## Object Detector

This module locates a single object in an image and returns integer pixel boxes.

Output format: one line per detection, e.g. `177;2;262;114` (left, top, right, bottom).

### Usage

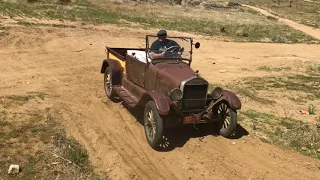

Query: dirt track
1;22;320;179
242;4;320;40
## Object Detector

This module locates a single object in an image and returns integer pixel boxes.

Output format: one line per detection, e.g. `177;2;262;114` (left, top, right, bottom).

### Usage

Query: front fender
214;90;241;110
138;91;172;115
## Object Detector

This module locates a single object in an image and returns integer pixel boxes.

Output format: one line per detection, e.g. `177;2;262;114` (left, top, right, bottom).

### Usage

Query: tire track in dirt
115;106;180;179
1;25;320;180
51;82;179;180
92;105;169;180
56;104;139;179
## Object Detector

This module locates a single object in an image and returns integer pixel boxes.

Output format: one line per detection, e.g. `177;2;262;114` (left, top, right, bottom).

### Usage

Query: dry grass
241;0;320;28
240;110;320;159
0;0;317;43
234;71;320;102
229;61;320;158
0;93;105;179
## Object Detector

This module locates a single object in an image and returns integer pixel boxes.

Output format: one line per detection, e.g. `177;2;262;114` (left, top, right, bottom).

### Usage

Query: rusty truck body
100;35;241;149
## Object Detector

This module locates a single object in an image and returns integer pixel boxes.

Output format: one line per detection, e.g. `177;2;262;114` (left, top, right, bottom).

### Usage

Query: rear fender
101;59;123;85
213;90;241;110
138;92;171;115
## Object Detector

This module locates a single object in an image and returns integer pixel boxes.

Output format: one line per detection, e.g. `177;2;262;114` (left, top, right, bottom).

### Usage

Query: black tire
217;102;237;137
144;101;164;149
104;66;117;101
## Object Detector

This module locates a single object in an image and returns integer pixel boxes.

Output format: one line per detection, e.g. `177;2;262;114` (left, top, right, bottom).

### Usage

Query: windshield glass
147;36;192;61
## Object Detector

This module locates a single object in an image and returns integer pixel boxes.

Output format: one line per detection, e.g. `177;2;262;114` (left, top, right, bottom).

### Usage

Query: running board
113;85;138;106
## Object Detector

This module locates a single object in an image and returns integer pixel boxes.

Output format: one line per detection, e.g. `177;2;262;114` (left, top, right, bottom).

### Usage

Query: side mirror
195;42;200;49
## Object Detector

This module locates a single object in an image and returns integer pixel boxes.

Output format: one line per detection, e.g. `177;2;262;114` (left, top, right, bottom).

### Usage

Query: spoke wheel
144;101;164;149
104;67;116;101
146;110;156;140
217;102;237;137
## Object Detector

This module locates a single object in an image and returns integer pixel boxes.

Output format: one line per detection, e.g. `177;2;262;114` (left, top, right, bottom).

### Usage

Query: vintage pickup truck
101;35;241;149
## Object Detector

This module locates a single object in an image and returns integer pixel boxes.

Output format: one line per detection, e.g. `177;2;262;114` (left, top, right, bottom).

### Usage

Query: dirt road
242;4;320;40
1;22;320;179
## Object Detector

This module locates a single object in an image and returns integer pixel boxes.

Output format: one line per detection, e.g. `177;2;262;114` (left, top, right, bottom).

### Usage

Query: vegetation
234;72;320;102
309;63;320;72
257;66;291;72
308;104;316;115
231;62;319;158
241;0;320;28
0;93;104;179
17;21;76;28
241;110;320;159
0;0;318;43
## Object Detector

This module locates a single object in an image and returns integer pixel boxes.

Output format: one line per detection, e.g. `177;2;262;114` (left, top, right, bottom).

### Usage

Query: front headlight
211;87;223;100
170;88;183;101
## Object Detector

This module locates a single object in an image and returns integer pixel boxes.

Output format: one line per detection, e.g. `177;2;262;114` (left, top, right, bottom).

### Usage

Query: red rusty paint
101;43;241;119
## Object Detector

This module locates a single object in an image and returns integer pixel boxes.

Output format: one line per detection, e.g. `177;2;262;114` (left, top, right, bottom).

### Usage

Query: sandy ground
1;17;320;180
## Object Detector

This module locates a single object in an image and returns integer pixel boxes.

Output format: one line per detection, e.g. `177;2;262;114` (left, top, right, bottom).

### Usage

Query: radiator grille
181;78;208;111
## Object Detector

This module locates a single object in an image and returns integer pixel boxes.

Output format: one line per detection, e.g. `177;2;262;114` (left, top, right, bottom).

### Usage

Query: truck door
125;53;146;87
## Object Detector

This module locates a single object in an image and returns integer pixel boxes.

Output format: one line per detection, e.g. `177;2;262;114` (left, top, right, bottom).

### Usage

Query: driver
149;29;184;59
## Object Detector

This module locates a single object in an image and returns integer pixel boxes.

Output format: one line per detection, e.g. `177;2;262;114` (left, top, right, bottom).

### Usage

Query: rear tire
144;101;164;149
104;67;117;101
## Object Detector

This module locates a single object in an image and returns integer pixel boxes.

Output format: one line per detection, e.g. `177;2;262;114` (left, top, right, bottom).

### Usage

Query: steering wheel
163;46;181;58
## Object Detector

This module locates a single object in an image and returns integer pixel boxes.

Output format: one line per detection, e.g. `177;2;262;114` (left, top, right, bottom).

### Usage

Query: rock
317;148;320;153
232;142;236;145
65;84;68;86
299;110;309;115
8;164;20;174
219;70;228;73
301;147;308;151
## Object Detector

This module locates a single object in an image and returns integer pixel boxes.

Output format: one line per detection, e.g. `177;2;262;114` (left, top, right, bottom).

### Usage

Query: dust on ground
0;15;320;179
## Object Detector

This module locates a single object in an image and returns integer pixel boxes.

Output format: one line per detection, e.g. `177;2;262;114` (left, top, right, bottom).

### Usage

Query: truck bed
107;47;146;62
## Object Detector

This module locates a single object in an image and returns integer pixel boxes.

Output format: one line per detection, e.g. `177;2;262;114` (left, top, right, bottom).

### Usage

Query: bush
53;132;89;167
308;104;316;115
58;0;72;4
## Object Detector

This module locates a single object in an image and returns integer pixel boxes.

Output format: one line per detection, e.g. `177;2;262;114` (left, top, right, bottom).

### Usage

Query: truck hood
156;62;196;87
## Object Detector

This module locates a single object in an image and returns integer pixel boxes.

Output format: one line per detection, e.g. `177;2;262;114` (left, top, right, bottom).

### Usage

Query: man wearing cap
149;30;184;59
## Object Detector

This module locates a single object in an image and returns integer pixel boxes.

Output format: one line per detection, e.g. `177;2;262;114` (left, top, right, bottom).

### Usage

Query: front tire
104;67;117;101
144;101;164;149
217;102;237;137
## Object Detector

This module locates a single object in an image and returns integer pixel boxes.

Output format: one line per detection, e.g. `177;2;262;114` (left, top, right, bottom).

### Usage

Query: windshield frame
145;35;194;64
